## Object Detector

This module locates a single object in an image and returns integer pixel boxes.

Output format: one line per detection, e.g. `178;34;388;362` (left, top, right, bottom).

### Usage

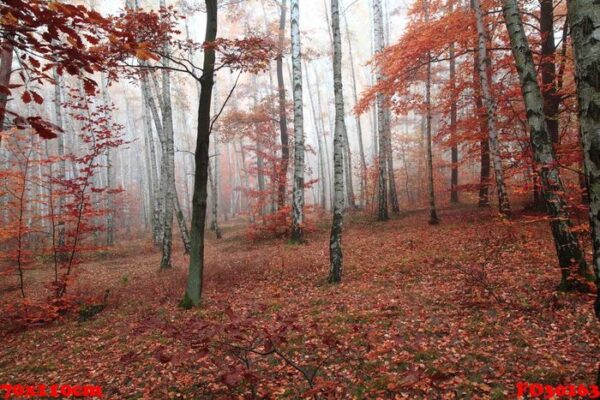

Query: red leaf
32;91;43;104
22;91;32;104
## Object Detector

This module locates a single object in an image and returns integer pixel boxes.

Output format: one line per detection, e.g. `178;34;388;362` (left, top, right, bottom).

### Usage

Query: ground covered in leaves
1;207;599;399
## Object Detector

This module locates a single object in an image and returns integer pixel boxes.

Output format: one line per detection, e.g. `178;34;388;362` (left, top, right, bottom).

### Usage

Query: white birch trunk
473;0;511;216
328;0;346;282
290;0;305;241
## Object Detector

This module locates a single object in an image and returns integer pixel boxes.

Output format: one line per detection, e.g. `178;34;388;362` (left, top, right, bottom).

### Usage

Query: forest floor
0;205;599;399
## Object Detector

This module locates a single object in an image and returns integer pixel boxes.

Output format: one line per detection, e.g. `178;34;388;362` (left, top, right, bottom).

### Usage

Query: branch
209;71;242;134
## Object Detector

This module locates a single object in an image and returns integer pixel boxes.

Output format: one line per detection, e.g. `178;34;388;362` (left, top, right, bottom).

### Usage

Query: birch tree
567;0;600;315
502;0;591;288
158;0;175;269
290;0;305;242
473;0;511;217
373;0;389;221
328;0;346;283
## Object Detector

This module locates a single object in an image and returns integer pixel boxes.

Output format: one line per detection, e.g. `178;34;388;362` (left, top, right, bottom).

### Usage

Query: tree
568;0;600;316
290;0;305;242
424;0;439;225
372;0;389;221
473;0;511;217
501;0;591;288
276;0;289;211
181;0;218;307
328;0;346;283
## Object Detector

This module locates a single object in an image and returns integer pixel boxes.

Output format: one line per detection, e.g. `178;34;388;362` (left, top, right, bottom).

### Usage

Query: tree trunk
373;0;389;221
290;0;305;242
502;0;591;289
473;53;491;207
424;0;439;224
304;59;328;210
182;0;217;308
473;0;511;217
343;10;367;208
209;87;222;239
567;0;600;317
158;0;175;269
276;0;289;210
173;185;191;253
450;43;459;204
100;73;115;247
328;0;345;283
385;109;400;214
52;66;66;250
0;38;13;136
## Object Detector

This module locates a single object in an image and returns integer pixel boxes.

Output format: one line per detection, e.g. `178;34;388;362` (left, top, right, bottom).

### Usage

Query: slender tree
276;0;289;210
290;0;305;242
502;0;591;288
373;0;389;221
424;0;439;224
473;0;511;217
328;0;346;283
182;0;217;307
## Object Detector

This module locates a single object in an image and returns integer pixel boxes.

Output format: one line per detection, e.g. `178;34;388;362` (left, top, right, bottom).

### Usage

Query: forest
0;0;599;398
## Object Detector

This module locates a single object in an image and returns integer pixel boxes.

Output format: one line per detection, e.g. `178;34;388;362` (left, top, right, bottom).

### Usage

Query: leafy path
1;208;598;399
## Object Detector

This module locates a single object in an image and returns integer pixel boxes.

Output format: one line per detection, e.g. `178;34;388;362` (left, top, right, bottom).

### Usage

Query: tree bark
473;0;511;217
290;0;305;242
182;0;217;308
373;0;389;221
424;0;439;224
567;0;600;317
276;0;289;211
158;0;175;269
502;0;591;289
328;0;345;283
450;43;459;204
0;38;13;136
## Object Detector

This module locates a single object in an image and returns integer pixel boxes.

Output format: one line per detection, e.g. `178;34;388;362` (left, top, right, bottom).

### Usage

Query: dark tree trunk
276;0;289;210
181;0;217;308
503;0;591;289
568;0;600;318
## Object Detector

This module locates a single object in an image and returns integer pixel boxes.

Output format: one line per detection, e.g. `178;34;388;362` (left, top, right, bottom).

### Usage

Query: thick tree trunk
473;0;511;217
502;0;591;289
290;0;305;242
373;0;389;221
473;54;491;207
568;0;600;317
182;0;217;308
328;0;345;283
424;0;439;224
